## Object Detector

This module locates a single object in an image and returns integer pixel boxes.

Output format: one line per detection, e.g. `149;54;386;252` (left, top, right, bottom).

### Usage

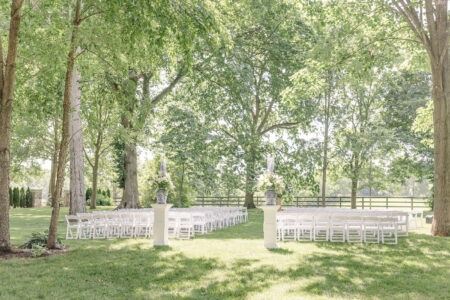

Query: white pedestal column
261;205;280;249
152;203;173;246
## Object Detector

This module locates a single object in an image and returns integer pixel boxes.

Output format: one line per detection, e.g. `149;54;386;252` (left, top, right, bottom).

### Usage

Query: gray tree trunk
391;0;450;237
69;66;86;215
178;163;185;208
351;177;358;209
321;93;330;207
48;0;82;249
90;150;100;209
48;118;59;206
0;0;24;252
243;150;256;208
118;139;140;208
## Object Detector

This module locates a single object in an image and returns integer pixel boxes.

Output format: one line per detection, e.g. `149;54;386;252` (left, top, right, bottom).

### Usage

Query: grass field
1;207;449;300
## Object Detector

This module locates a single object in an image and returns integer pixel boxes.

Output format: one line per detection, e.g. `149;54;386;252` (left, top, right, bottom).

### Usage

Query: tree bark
351;177;358;209
244;150;256;208
428;0;450;236
90;144;100;209
178;162;185;208
48;118;59;206
321;93;330;207
391;0;450;236
47;0;82;249
117;139;140;208
69;64;86;215
0;0;24;252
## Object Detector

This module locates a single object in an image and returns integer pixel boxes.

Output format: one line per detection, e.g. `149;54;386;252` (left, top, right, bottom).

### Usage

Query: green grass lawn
1;208;449;300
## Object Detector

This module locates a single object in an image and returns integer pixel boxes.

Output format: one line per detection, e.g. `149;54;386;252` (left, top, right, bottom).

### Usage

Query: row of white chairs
277;209;410;245
65;207;247;240
286;207;424;230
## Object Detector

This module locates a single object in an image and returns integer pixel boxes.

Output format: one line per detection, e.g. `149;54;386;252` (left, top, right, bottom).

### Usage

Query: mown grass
1;207;449;299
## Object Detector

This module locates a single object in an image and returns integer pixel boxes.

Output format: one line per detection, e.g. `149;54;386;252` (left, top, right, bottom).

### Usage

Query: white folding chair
120;213;134;238
297;214;313;242
134;213;150;238
168;213;178;238
280;214;297;241
330;216;346;242
92;214;107;239
346;216;363;243
106;213;121;238
313;215;329;242
363;216;379;244
77;213;93;239
380;217;398;245
192;213;207;235
65;215;80;239
177;214;193;239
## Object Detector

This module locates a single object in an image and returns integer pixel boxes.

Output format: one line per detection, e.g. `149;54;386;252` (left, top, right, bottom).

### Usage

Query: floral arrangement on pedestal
257;172;284;195
257;157;284;205
151;172;174;190
149;158;174;204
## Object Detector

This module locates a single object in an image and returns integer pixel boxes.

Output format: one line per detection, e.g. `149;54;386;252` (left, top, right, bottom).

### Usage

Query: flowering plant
149;171;174;190
257;172;284;194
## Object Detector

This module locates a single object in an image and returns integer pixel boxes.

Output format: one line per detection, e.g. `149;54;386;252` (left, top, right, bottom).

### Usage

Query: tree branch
78;10;104;25
260;121;301;135
150;67;185;106
257;99;275;134
21;0;42;18
83;148;94;168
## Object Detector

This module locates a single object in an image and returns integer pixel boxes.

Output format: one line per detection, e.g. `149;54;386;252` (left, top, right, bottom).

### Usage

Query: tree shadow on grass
268;248;293;255
5;246;224;300
185;242;448;300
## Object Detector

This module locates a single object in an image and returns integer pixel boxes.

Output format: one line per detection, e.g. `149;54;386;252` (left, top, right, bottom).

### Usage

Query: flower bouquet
257;172;284;205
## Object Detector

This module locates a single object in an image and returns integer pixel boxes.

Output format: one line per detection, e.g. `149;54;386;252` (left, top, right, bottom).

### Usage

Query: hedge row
9;187;32;208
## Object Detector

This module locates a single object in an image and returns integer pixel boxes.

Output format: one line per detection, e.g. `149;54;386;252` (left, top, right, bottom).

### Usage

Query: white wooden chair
65;215;80;239
330;216;346;242
297;214;313;242
380;217;398;245
347;216;363;243
313;215;329;242
363;216;379;244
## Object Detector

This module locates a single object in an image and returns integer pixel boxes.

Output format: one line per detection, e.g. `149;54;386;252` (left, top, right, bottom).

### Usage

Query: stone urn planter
156;189;168;204
264;190;277;206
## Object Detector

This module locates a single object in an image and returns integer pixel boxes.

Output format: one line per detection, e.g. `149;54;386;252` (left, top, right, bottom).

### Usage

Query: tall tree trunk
48;118;59;206
350;152;359;209
178;162;185;208
391;0;449;236
47;0;82;249
351;177;358;209
69;64;86;215
431;61;450;236
90;148;100;209
428;2;450;236
0;0;24;252
321;94;330;207
118;138;140;208
244;150;256;208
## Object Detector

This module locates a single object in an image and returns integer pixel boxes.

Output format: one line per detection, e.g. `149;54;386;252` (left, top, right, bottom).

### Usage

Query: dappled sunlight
4;208;449;299
108;239;152;251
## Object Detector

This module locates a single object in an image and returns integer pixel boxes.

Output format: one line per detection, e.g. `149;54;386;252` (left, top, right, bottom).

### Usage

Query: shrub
106;189;111;198
96;193;113;206
9;187;12;206
26;187;32;207
31;245;48;257
20;230;64;250
19;187;26;208
13;187;19;208
85;187;92;201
